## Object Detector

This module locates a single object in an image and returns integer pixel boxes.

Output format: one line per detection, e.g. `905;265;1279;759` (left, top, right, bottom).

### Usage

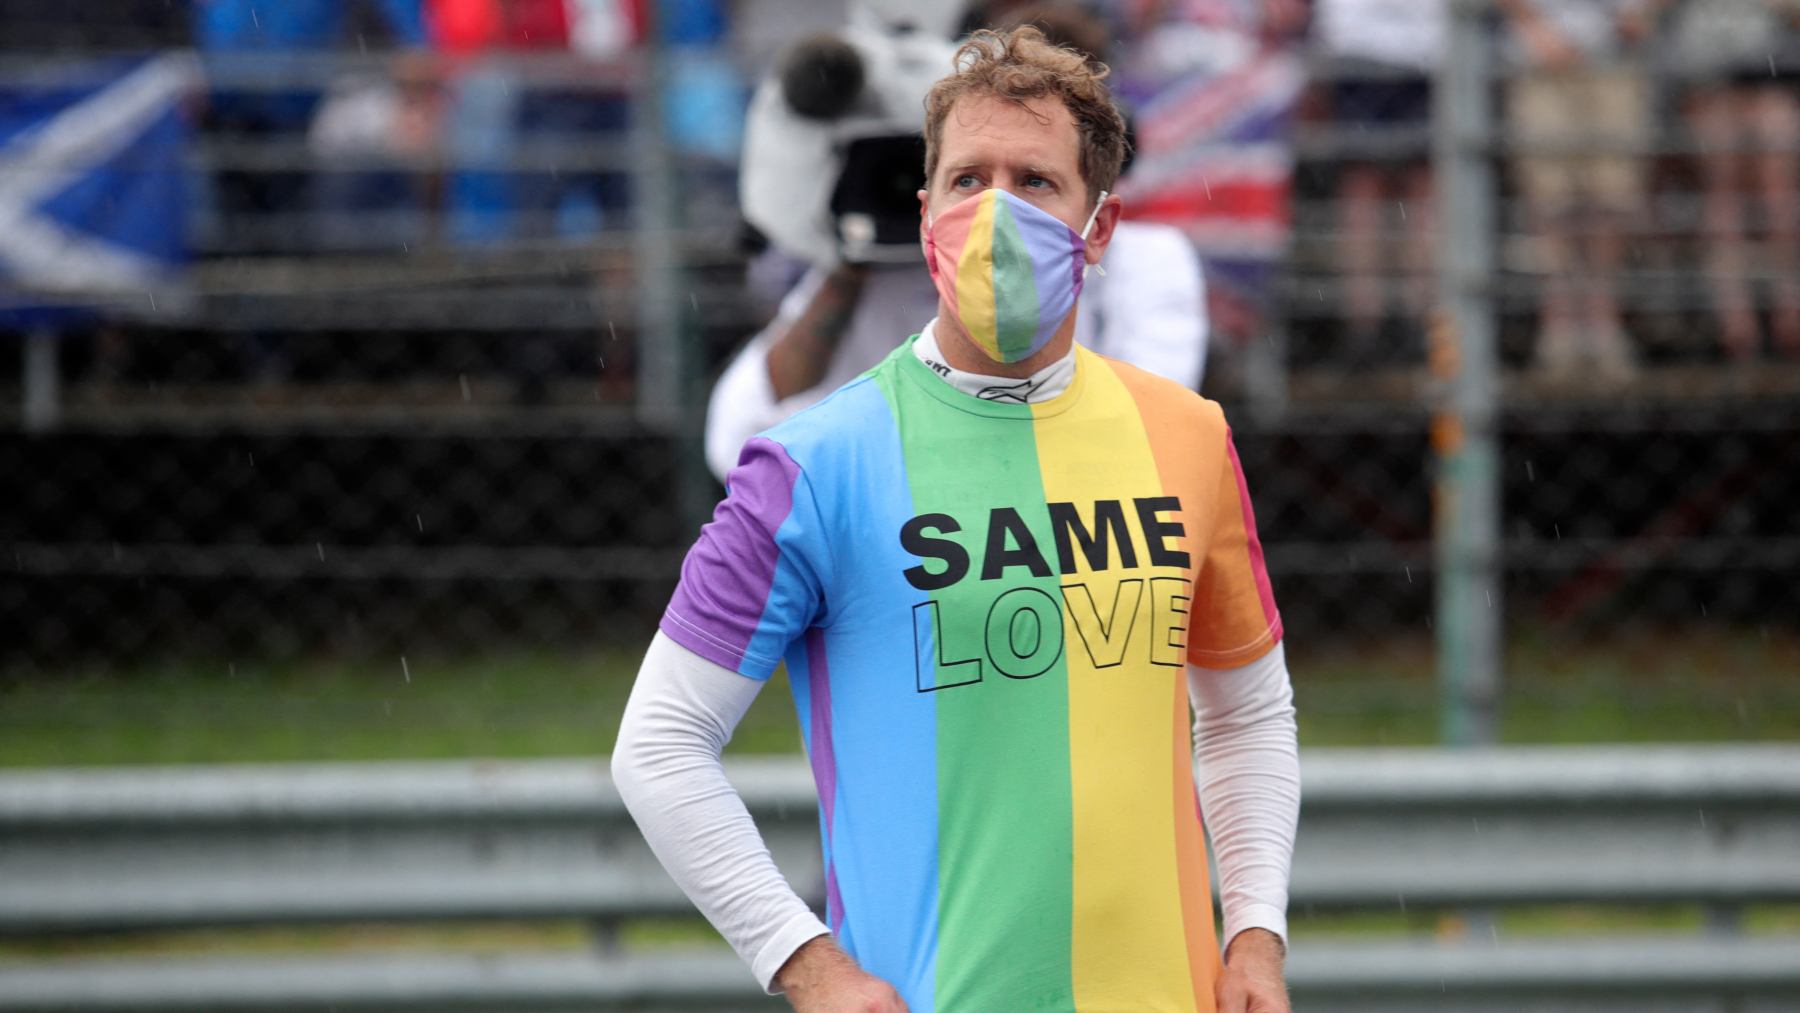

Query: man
1497;0;1654;380
615;26;1298;1012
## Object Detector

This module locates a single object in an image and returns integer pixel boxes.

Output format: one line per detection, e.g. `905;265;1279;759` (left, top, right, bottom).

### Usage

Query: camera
740;26;955;267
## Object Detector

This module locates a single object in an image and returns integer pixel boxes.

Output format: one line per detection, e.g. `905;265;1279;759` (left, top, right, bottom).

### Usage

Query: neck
914;322;1078;404
932;301;1078;377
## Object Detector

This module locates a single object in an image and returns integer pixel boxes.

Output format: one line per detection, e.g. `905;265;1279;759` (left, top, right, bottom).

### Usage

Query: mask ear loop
1080;190;1110;278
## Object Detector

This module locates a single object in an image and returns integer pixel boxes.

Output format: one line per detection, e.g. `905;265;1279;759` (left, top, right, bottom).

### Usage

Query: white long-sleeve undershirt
611;631;831;992
613;632;1299;991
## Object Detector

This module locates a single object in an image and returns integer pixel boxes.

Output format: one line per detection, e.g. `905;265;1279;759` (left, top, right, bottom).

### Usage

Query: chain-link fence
3;3;1795;734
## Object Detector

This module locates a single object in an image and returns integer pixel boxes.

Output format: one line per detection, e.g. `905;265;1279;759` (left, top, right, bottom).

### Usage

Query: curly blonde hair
923;25;1127;206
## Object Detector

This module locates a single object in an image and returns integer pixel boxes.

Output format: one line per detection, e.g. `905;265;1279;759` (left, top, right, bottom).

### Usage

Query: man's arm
765;263;868;400
704;265;867;482
612;633;905;1009
612;632;829;989
1188;642;1300;1013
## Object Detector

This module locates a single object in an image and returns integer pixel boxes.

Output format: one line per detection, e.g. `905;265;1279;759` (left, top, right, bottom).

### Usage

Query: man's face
920;93;1117;264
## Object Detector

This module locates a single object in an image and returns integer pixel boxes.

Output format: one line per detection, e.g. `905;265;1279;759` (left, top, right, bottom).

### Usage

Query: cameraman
706;8;1208;482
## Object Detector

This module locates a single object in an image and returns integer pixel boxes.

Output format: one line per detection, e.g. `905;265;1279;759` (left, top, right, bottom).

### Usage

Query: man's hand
1215;928;1289;1013
776;935;908;1012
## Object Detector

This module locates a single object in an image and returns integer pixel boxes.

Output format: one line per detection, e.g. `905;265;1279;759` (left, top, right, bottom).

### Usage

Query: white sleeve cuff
751;911;833;994
1223;902;1290;953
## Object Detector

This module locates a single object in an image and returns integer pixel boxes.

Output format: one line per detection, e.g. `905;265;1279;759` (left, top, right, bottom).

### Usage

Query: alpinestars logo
976;378;1045;403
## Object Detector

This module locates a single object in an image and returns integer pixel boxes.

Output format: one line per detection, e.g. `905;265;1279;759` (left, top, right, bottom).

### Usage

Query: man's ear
1083;193;1125;265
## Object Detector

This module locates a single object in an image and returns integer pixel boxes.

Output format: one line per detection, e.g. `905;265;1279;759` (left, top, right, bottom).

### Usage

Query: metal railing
3;747;1798;1011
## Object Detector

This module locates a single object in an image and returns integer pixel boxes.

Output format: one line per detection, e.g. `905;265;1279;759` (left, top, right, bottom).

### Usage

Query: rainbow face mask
924;188;1105;364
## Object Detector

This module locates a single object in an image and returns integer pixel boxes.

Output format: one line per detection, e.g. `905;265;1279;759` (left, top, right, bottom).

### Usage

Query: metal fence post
23;327;60;434
1431;0;1502;746
630;20;715;536
631;24;685;434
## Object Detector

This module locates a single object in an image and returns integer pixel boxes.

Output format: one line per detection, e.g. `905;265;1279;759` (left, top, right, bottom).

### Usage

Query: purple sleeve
661;437;830;679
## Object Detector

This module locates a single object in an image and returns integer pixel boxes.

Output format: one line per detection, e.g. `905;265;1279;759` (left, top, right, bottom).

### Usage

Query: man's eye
954;174;980;188
1024;175;1051;189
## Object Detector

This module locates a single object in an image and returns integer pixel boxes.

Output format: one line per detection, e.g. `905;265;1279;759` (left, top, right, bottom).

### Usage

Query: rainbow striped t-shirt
662;337;1283;1013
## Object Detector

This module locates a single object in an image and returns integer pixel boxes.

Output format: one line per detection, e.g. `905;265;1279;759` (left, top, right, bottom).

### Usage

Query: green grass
2;625;1795;767
1289;624;1800;746
1;625;1794;963
0;649;808;767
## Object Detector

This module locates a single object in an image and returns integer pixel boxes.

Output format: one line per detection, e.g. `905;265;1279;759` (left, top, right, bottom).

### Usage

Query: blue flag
0;55;198;324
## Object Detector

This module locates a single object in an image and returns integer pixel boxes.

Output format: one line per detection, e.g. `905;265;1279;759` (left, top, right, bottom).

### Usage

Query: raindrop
1772;55;1779;77
1525;460;1535;482
607;320;619;343
1404;565;1412;583
112;542;121;562
147;291;157;311
1553;523;1560;540
1397;201;1407;222
460;374;472;402
249;452;256;468
1698;810;1708;831
1485;590;1492;607
689;292;700;314
1202;177;1212;200
1700;602;1708;617
598;355;606;369
416;514;424;532
316;542;325;562
402;656;411;684
250;8;259;29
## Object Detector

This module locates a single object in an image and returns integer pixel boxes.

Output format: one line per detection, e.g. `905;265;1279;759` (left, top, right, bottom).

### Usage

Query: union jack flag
1117;8;1305;342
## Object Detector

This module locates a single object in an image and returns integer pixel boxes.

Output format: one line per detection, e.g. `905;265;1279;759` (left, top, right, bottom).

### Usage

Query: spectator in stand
196;0;428;254
1664;0;1800;360
197;0;428;385
426;0;579;243
1314;0;1445;367
308;51;447;251
1498;0;1655;382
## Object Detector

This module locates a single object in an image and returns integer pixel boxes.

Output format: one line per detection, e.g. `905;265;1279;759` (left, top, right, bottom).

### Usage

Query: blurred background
3;0;1793;758
1;0;1797;1005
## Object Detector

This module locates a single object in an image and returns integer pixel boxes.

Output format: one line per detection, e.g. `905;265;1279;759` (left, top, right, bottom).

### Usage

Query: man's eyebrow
940;160;1066;179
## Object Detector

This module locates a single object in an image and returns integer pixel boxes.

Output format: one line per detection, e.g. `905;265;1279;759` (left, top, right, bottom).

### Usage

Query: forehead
935;94;1081;176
